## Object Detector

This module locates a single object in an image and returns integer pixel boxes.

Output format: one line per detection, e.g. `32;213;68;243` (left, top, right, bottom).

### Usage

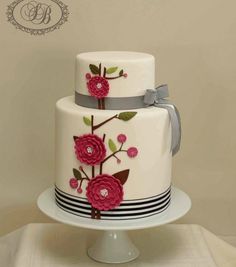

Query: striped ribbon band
55;186;171;220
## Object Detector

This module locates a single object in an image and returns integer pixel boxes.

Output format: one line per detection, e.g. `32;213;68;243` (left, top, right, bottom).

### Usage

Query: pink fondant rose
86;174;123;210
74;134;106;166
87;76;110;99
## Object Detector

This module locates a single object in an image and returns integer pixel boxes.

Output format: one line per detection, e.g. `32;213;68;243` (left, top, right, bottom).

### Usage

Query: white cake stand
37;186;191;264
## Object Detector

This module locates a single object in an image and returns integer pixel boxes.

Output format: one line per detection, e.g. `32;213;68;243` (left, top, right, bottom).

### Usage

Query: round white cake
55;51;179;220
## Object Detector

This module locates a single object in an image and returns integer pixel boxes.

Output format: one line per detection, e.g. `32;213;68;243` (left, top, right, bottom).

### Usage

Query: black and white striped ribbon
55;186;171;220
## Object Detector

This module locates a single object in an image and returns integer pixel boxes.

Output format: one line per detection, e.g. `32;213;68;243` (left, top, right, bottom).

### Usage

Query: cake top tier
75;51;155;99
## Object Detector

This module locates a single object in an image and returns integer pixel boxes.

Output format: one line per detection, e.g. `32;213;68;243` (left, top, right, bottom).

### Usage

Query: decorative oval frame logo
6;0;69;35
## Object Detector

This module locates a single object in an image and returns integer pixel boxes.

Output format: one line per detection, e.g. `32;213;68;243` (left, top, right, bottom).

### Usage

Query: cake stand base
37;186;191;264
87;230;139;263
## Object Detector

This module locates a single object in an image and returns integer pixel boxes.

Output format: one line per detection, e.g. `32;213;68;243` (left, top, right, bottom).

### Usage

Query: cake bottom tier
55;186;171;220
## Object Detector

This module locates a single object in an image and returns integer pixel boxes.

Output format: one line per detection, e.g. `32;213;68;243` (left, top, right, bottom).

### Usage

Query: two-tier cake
54;51;181;220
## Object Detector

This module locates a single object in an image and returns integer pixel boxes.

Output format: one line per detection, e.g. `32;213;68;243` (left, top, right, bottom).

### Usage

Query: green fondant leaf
119;69;124;76
83;116;91;126
118;112;137;121
73;136;78;141
89;64;99;74
73;168;82;180
106;66;118;74
113;169;130;185
108;139;117;152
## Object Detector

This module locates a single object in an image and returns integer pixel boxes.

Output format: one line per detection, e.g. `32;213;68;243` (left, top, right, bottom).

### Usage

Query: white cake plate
37;186;191;264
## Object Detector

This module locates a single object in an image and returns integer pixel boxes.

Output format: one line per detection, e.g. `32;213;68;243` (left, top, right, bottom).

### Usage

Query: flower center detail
96;83;102;89
86;146;93;154
100;188;108;198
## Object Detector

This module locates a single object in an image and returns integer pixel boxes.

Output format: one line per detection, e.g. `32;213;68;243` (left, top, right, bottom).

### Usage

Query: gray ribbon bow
144;84;181;156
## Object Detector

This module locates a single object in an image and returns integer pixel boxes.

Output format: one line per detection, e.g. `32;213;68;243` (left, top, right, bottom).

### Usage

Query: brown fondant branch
99;134;106;174
102;98;105;110
91;207;96;219
92;166;95;178
103;67;106;78
80;167;90;180
91;115;94;134
96;210;101;219
97;99;102;109
112;154;120;160
81;177;90;181
98;63;102;76
101;148;127;165
93;114;118;131
91;207;100;219
78;177;89;188
91;115;95;177
99;163;103;175
102;133;106;142
101;98;104;110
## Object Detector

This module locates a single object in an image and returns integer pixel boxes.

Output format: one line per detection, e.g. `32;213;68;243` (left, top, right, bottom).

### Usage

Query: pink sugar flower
117;134;127;143
87;76;110;99
86;174;123;211
74;134;106;165
127;147;138;158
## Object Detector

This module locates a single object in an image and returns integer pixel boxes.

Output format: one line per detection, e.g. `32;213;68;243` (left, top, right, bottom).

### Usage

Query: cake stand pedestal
37;187;191;264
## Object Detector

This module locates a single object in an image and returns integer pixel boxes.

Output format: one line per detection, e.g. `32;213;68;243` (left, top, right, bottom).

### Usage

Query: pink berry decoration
77;187;83;194
69;178;78;189
85;73;92;80
127;147;138;158
86;174;123;211
87;76;110;99
74;134;106;166
117;134;127;143
123;73;128;78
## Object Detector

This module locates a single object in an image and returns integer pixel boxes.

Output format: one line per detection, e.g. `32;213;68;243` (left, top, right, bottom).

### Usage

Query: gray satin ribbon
75;91;145;110
75;84;181;155
144;84;181;156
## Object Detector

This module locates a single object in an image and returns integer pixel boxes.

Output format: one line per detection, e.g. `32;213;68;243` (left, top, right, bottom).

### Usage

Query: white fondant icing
55;96;172;200
75;51;155;97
